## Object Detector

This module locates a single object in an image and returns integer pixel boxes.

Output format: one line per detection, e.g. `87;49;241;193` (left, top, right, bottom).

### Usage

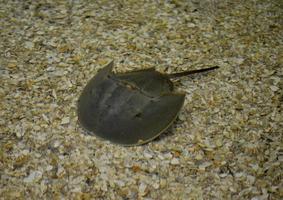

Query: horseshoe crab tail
168;66;219;79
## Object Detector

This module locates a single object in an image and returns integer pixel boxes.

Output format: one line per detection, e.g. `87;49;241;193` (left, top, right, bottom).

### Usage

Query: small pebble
138;182;148;197
171;158;180;165
61;117;70;125
23;171;42;183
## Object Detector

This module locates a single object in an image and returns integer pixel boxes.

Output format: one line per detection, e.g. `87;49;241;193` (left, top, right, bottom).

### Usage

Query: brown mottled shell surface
77;61;185;145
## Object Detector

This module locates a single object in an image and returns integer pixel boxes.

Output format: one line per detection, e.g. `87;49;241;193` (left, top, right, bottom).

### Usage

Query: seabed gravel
0;0;282;199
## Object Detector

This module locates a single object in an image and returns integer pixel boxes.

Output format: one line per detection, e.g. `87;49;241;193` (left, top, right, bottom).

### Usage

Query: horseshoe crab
78;61;218;146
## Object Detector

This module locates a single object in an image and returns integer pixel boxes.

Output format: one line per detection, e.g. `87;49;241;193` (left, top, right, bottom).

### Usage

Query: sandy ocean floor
0;0;282;199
